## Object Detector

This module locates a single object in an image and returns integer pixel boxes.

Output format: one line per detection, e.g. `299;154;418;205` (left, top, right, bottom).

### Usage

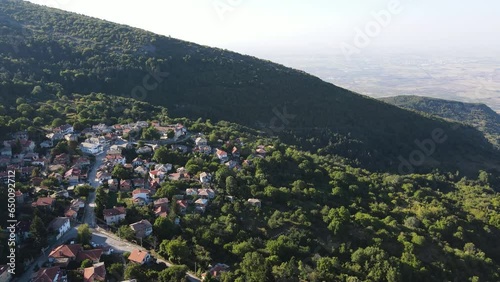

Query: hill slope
381;95;500;147
0;0;499;174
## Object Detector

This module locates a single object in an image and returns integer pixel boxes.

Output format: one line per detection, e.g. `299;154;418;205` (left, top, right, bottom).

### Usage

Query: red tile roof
128;249;149;264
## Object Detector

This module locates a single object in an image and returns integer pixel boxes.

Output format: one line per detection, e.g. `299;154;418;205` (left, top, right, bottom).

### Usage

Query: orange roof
49;244;82;259
32;266;63;282
128;249;149;264
84;262;106;282
77;249;103;263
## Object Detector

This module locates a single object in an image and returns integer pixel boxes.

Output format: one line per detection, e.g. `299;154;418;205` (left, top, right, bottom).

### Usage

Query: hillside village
0;120;269;281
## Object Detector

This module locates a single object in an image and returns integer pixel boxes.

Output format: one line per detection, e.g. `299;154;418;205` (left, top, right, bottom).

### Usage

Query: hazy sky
26;0;500;57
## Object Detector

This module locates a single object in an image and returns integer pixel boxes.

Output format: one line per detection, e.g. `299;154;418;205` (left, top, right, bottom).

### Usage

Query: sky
26;0;500;57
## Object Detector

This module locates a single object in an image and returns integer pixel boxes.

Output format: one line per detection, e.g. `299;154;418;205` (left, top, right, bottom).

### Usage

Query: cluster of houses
30;242;110;282
0;131;44;183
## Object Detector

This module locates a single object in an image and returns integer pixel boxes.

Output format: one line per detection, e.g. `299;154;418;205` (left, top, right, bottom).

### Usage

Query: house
64;168;81;185
76;249;103;264
64;208;78;220
83;262;106;282
40;140;54;148
134;166;148;177
136;146;153;155
49;217;71;240
176;200;188;214
154;205;168;218
199;172;211;183
154;198;169;208
54;124;74;135
185;188;198;197
216;149;228;161
128;249;151;265
198;188;216;199
202;264;230;281
170;145;189;155
53;153;70;165
64;134;78;142
103;207;127;225
225;160;240;170
195;137;207;146
132;189;150;202
0;265;12;282
197;145;212;155
149;179;160;190
48;244;83;267
0;156;11;167
95;171;112;183
108;179;118;190
129;220;153;238
168;172;190;181
32;197;55;209
155;163;173;172
120;180;132;191
247;198;262;208
232;146;240;158
132;158;144;167
13;130;28;140
46;132;64;142
31;266;67;282
20;140;36;152
256;147;267;156
105;154;125;165
73;157;91;169
132;178;145;189
195;198;209;213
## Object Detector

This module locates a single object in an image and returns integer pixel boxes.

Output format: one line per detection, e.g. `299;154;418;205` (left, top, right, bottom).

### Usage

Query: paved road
92;228;200;282
82;148;107;228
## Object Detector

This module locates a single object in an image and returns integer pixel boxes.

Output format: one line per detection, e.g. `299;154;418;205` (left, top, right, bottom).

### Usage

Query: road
82;147;107;228
92;228;200;282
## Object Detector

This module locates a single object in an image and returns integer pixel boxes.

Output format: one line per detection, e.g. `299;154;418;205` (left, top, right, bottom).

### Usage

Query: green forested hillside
381;95;500;148
0;0;499;174
4;94;500;282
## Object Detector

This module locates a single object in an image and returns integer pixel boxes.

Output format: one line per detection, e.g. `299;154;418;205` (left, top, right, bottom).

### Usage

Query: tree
124;263;147;281
240;252;267;282
81;259;93;268
142;126;161;140
153;146;169;164
324;206;350;235
158;265;188;282
77;224;92;245
118;225;135;241
108;263;124;280
30;215;47;250
95;187;107;218
225;175;237;195
75;184;93;197
154;217;176;241
112;164;131;180
52;118;64;127
159;238;190;263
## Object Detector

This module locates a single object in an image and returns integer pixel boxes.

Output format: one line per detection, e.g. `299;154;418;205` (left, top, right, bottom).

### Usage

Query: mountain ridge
0;0;499;174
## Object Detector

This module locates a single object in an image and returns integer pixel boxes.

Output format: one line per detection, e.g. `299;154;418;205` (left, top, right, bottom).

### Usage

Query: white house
195;137;207;146
199;172;211;183
132;189;150;202
80;142;103;155
49;217;71;240
103;207;127;225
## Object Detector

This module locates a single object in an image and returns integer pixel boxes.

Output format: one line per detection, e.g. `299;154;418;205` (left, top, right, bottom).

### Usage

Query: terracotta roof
155;205;168;217
128;249;149;264
132;188;150;195
49;244;82;259
154;198;169;206
77;249;103;263
32;266;64;282
84;262;106;282
103;207;126;217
